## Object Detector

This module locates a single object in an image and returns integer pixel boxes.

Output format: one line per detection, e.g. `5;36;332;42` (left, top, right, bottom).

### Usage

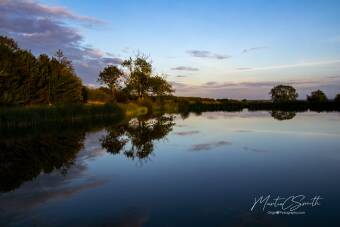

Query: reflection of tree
0;128;85;192
101;115;175;161
270;110;296;121
179;111;190;120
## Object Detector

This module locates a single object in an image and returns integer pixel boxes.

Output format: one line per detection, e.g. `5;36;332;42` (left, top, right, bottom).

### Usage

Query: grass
0;104;124;128
119;103;148;117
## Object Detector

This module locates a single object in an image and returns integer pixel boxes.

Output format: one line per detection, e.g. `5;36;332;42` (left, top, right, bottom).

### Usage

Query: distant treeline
176;99;340;113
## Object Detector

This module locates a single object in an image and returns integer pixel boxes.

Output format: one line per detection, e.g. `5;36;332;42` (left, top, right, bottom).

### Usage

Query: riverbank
0;104;125;128
177;100;340;113
1;99;339;128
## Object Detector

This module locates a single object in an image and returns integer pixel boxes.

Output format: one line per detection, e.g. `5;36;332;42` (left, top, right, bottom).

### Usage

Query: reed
0;104;124;128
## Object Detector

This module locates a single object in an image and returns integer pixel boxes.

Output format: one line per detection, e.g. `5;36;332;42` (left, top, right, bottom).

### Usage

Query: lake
1;110;340;226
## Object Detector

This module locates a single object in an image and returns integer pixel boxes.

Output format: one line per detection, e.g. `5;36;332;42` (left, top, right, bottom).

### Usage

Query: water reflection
179;110;298;121
270;110;296;121
1;111;340;226
101;115;175;161
0;115;175;192
0;127;86;192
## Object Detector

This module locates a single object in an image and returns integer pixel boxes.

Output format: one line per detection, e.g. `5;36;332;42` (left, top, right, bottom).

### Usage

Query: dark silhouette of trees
307;90;328;103
98;65;124;100
0;36;83;106
0;127;86;192
95;55;174;103
149;75;174;97
122;56;152;99
269;85;298;103
270;110;296;121
101;115;174;161
335;94;340;103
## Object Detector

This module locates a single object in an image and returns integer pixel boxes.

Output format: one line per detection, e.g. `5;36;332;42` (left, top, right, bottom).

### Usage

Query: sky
1;0;340;99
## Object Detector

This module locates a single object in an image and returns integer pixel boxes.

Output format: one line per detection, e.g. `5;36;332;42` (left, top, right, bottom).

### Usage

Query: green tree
307;90;328;102
122;56;152;99
0;36;83;106
335;94;340;103
148;75;174;97
121;55;173;99
98;65;123;100
269;85;298;103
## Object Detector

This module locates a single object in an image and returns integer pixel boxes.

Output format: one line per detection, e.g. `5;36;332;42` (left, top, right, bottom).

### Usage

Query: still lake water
1;111;340;226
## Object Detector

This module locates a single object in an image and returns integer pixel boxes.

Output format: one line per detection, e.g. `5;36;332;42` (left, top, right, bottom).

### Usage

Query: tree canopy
269;85;298;103
0;36;83;106
307;90;328;102
97;65;124;100
98;55;174;100
335;94;340;103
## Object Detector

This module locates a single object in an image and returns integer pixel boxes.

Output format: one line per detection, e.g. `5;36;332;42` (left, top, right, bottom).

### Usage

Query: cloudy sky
1;0;340;99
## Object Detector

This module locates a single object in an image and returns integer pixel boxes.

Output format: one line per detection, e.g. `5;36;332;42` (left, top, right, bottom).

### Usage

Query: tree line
0;36;174;106
1;35;339;107
269;85;340;103
95;55;174;102
0;36;83;106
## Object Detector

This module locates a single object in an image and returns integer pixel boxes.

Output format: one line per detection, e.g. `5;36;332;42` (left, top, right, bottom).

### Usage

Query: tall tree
269;85;298;103
122;55;152;99
335;94;340;103
148;75;174;96
98;65;124;100
121;55;173;99
0;36;83;106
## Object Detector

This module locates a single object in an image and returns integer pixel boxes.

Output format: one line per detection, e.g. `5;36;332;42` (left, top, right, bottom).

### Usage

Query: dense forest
0;36;84;105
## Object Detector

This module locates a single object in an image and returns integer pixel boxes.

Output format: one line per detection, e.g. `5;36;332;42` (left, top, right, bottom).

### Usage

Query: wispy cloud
171;66;199;71
0;0;119;84
242;46;268;54
0;0;105;26
231;59;340;72
172;76;340;99
187;50;231;60
236;67;252;71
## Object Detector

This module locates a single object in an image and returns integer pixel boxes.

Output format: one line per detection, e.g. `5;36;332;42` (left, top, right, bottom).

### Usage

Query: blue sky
2;0;340;98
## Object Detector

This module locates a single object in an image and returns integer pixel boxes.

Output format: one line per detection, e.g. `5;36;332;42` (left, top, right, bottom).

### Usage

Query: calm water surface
1;111;340;226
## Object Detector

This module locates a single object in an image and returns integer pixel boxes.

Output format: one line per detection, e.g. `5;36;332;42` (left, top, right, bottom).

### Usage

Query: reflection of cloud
202;111;270;119
108;209;149;227
0;131;108;219
191;140;232;151
234;129;253;133
175;130;200;136
171;66;199;71
174;124;187;128
187;50;231;60
243;146;268;153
